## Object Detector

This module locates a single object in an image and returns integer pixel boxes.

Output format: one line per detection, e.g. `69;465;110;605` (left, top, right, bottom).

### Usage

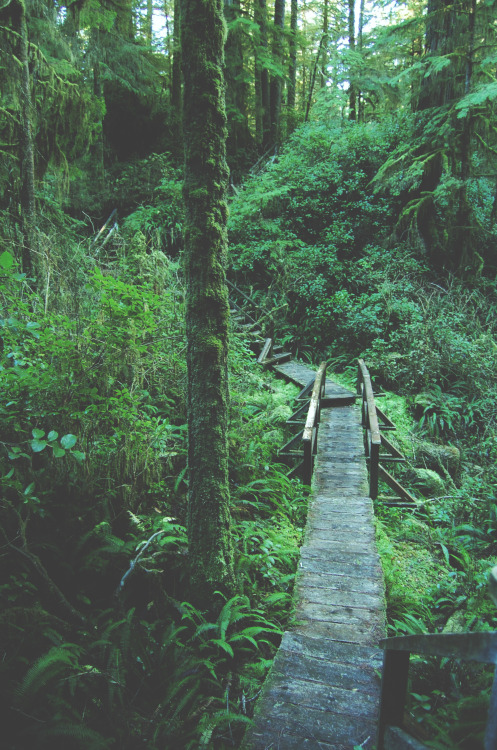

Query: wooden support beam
381;433;404;459
378;464;417;505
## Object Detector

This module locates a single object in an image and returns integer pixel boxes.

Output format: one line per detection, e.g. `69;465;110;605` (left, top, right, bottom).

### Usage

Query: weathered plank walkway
273;360;356;406
242;362;386;750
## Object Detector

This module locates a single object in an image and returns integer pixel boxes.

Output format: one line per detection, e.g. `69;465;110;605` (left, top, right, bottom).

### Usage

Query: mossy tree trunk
181;0;236;605
18;0;35;276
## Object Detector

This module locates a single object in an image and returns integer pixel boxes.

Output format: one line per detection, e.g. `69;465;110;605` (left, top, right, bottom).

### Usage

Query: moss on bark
181;0;236;606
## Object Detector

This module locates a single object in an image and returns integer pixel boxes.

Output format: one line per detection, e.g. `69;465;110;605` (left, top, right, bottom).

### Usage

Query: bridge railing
377;568;497;749
356;359;416;506
226;278;275;336
356;358;381;498
302;361;327;485
277;361;327;485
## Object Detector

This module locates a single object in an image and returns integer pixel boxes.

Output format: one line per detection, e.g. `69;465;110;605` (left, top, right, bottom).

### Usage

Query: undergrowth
0;226;305;749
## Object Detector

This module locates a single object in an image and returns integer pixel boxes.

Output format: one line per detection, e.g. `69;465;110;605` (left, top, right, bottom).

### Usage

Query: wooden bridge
242;358;386;750
229;282;497;750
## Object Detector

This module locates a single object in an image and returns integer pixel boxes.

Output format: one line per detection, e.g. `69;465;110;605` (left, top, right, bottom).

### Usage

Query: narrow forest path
242;361;386;750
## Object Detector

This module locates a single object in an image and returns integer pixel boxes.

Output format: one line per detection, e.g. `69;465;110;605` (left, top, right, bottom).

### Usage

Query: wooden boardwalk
242;362;386;750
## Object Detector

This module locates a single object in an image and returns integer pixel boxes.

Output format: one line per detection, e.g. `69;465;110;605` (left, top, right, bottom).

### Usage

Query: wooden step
264;351;292;366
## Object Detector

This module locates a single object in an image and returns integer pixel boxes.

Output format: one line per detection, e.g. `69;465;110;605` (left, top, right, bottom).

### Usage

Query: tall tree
224;0;252;161
17;0;36;275
171;0;182;113
181;0;236;603
269;0;285;145
347;0;356;120
287;0;298;130
255;0;270;149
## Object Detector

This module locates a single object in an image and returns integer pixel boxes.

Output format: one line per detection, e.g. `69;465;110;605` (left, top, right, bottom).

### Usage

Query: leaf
32;428;45;439
60;434;77;449
71;450;86;462
0;250;13;270
52;445;66;458
212;639;234;658
31;439;47;453
47;430;58;442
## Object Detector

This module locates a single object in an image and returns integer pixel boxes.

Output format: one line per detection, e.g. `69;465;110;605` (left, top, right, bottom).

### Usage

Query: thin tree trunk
145;0;153;43
18;0;35;275
269;0;285;145
454;0;476;268
171;0;182;115
181;0;236;604
225;0;251;159
287;0;298;131
357;0;365;121
320;0;328;88
305;33;326;122
348;0;356;120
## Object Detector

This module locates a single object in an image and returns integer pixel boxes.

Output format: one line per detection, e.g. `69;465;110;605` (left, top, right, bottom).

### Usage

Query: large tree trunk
181;0;236;605
269;0;285;146
18;0;35;276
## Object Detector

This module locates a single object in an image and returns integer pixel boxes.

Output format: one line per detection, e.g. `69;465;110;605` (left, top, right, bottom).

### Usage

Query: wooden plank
257;337;272;364
246;704;377;748
264;673;379;717
264;351;292;366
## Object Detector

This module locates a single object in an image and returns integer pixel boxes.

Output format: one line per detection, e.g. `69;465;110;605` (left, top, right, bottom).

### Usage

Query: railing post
370;439;379;499
302;362;327;488
303;439;312;486
485;668;497;750
377;649;410;749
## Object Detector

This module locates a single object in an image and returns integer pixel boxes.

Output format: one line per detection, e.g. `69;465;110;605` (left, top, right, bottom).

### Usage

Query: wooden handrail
379;631;497;664
302;361;327;485
357;358;381;498
378;568;497;749
226;279;265;316
357;359;416;504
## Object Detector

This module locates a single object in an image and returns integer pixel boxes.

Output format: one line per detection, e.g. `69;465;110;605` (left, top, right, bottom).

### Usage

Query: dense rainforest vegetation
1;0;497;746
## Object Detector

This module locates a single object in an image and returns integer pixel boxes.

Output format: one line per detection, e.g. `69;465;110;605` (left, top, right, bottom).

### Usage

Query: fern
16;644;81;706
